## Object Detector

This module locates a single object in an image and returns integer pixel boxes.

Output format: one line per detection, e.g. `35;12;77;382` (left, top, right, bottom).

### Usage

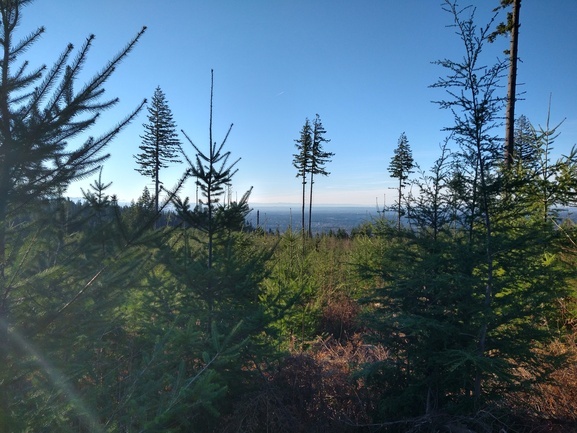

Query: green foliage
121;187;157;233
1;2;576;432
0;2;147;430
356;207;570;420
261;231;365;350
352;1;576;425
0;196;155;431
260;230;318;349
509;113;577;219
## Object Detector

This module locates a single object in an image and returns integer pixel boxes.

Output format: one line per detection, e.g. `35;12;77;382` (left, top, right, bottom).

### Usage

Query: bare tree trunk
301;174;306;237
155;142;160;228
504;0;521;168
308;172;314;237
397;178;402;231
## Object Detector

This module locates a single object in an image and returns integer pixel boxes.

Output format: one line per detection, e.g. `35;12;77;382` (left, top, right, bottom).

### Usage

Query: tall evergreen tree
388;132;414;230
134;86;182;217
293;119;312;235
308;114;333;237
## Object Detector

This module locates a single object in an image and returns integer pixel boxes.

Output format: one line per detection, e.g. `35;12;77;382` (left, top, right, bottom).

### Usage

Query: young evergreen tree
162;71;276;429
513;115;538;170
413;0;570;411
431;0;508;403
81;168;113;215
407;140;452;240
0;0;145;358
293;119;313;235
512;110;575;221
388;132;414;230
176;71;241;273
307;114;333;237
134;86;182;217
0;1;149;429
356;3;572;426
171;70;268;342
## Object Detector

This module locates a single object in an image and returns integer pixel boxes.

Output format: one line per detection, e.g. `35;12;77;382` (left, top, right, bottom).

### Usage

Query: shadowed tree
388;132;414;230
357;3;572;424
0;1;147;429
431;0;508;400
0;0;146;356
134;86;181;218
174;69;242;292
307;114;333;237
159;72;278;430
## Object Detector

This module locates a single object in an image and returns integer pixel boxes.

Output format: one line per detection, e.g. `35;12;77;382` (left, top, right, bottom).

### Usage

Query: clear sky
15;0;577;206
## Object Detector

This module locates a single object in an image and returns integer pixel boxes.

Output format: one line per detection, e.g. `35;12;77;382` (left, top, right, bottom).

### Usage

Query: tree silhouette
293;115;333;237
0;0;145;356
175;70;241;272
388;132;414;230
134;86;182;218
308;114;333;237
293;119;313;235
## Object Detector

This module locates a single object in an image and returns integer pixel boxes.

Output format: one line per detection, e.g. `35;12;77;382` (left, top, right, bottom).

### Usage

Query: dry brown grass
221;334;388;433
317;294;362;340
221;333;577;433
505;335;577;432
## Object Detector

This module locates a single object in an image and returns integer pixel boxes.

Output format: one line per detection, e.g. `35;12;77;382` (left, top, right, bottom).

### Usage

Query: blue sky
17;0;577;206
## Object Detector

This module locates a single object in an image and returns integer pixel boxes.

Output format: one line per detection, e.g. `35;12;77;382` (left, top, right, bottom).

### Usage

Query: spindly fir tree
308;114;333;237
134;86;182;217
160;71;274;430
173;70;244;312
431;0;507;402
388;132;414;230
293;119;313;235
